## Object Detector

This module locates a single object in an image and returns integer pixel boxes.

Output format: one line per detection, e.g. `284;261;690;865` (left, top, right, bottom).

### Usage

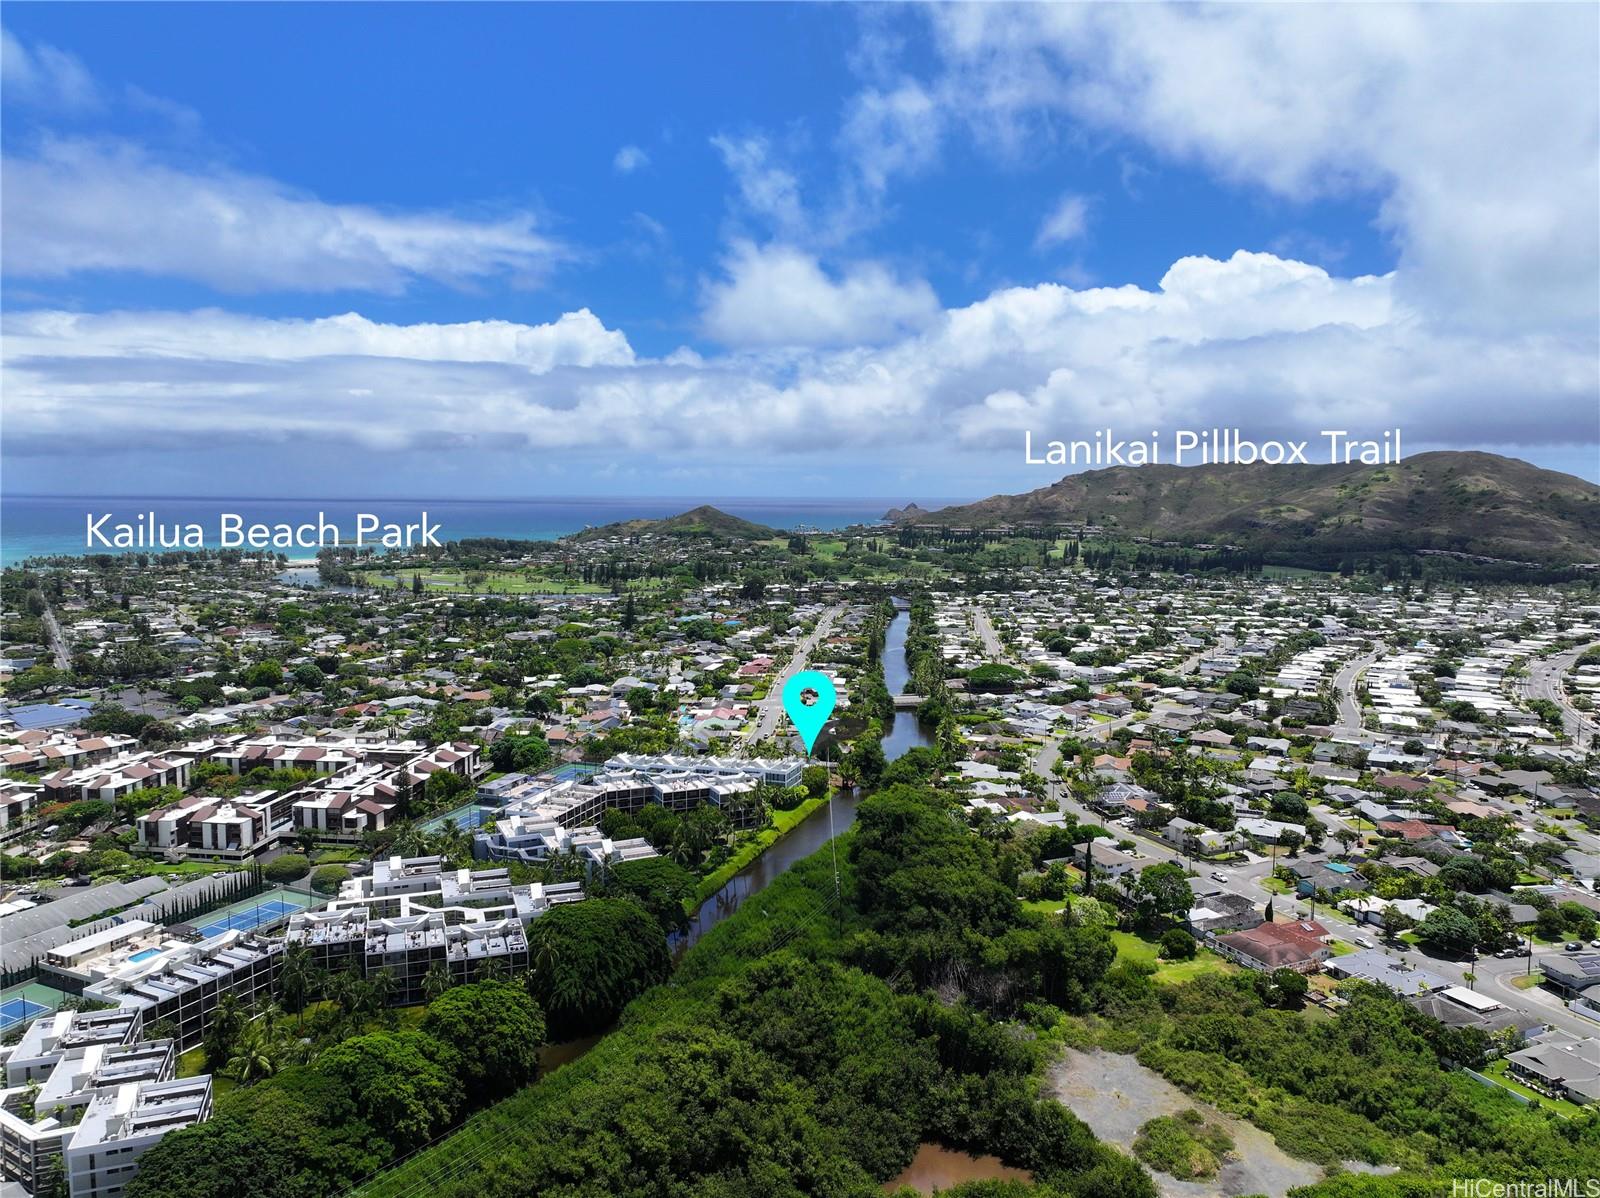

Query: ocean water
0;494;953;567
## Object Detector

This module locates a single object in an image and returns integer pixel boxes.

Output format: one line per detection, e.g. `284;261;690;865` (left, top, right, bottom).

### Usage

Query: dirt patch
1046;1047;1323;1198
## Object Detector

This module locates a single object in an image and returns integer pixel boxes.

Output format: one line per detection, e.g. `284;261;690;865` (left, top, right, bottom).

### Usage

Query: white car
1210;871;1229;882
1354;937;1375;949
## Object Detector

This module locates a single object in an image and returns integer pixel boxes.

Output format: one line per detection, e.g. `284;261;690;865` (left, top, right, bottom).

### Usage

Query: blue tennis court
0;997;48;1031
419;803;492;833
195;898;299;939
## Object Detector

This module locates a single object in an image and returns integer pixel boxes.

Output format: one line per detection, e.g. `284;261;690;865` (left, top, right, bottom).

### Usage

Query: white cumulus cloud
920;3;1598;334
699;240;942;348
1;138;565;294
3;249;1592;474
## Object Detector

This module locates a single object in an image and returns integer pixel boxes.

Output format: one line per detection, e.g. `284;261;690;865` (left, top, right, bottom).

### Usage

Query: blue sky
2;3;1596;500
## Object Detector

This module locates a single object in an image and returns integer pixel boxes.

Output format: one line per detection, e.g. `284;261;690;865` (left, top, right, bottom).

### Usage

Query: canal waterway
671;597;931;953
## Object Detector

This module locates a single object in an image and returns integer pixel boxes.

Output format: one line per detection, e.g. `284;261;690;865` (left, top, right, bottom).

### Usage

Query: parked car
1355;937;1375;949
1591;940;1600;949
1567;941;1585;951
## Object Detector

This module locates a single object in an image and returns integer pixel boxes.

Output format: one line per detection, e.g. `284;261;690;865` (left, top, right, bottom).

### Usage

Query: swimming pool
128;948;164;963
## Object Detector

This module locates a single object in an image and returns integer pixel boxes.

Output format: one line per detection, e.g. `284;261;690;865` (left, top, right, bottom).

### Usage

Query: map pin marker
781;669;837;756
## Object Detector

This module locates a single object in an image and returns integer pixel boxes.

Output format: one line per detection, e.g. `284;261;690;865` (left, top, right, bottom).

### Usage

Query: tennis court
419;803;493;833
0;996;47;1032
193;896;304;939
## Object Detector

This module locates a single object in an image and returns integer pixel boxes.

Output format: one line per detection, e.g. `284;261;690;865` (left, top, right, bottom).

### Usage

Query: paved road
745;604;844;743
1522;640;1599;749
1332;648;1379;730
973;609;1007;660
40;602;71;671
1175;634;1235;677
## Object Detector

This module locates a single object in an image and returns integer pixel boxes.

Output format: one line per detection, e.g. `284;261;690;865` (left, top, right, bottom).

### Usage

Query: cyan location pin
781;670;836;756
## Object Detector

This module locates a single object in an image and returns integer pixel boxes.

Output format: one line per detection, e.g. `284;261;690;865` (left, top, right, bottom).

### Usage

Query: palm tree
224;1018;281;1086
276;943;314;1028
477;958;509;985
527;924;559;983
366;968;398;1013
204;991;248;1069
391;822;428;858
324;966;365;1031
421;962;452;1004
669;834;699;869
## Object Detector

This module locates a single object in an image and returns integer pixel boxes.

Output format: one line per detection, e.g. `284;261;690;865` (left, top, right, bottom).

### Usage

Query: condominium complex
74;931;282;1052
285;855;584;1003
39;753;192;804
136;790;295;861
472;753;806;867
0;1009;210;1198
85;735;487;859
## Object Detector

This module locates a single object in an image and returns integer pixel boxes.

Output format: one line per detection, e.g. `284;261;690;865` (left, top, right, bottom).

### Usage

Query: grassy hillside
899;451;1600;562
569;504;778;542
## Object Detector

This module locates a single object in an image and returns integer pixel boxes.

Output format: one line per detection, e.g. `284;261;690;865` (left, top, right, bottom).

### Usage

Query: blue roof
2;702;89;730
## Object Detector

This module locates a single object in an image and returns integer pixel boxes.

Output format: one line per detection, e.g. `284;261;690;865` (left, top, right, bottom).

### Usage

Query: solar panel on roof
2;703;88;730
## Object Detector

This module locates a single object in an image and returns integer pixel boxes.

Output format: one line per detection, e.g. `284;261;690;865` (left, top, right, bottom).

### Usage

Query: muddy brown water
882;1143;1034;1194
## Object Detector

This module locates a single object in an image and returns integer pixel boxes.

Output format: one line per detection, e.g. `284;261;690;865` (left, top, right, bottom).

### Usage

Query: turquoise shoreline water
0;494;961;567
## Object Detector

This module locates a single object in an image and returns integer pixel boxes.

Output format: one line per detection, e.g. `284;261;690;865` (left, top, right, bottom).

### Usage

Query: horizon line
0;493;971;505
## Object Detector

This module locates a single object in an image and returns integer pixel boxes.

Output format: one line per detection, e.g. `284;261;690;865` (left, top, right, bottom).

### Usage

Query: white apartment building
285;856;584;1002
62;1076;211;1198
0;1010;207;1198
0;778;43;830
136;790;294;861
79;931;282;1052
39;754;191;804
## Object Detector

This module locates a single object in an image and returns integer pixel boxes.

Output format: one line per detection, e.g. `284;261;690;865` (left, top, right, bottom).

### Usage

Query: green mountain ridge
895;451;1600;563
568;505;778;542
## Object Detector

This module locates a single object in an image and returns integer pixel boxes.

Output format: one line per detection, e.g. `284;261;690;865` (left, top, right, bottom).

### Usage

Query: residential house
1212;919;1331;972
1507;1034;1600;1106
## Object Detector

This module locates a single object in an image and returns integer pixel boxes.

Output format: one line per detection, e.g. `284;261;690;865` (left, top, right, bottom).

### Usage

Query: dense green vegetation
1132;1109;1234;1180
523;898;672;1040
126;981;544;1198
356;784;1147;1198
1058;975;1599;1192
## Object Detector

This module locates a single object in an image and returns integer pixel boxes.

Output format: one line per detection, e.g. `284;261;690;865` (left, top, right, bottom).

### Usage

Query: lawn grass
178;1046;236;1096
314;848;363;864
355;568;669;595
687;796;830;909
1483;1059;1585;1117
1508;972;1545;989
1110;930;1236;983
1020;898;1069;918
